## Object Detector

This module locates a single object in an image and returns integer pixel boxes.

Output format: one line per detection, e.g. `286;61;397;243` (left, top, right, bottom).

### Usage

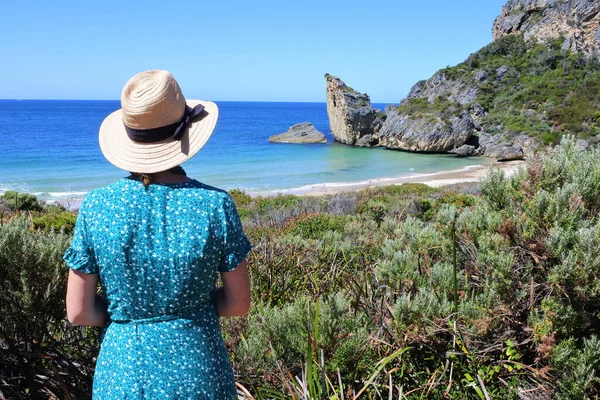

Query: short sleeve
220;194;252;273
63;197;98;274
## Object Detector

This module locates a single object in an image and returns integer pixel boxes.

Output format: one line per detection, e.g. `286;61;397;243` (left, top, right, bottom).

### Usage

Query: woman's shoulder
183;180;236;207
77;178;235;212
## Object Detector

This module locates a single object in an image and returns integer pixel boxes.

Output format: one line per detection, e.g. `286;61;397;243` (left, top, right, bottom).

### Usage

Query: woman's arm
66;269;109;326
213;259;250;317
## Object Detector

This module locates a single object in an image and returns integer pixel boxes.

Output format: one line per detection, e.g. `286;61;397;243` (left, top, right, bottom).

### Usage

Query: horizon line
0;98;398;105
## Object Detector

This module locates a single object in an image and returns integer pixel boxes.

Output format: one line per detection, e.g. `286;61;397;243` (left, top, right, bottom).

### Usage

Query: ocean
0;100;488;200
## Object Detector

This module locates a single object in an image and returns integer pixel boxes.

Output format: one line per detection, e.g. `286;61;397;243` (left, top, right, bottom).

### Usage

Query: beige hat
99;70;218;173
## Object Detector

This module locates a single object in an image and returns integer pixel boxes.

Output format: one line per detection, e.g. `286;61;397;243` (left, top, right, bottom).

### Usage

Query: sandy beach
249;160;526;197
55;160;526;209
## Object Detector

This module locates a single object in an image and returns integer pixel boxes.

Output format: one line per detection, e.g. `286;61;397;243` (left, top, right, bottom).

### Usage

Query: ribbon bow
171;104;206;141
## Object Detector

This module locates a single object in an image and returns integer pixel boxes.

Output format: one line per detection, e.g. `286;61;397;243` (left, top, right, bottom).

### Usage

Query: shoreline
50;160;526;210
247;160;526;197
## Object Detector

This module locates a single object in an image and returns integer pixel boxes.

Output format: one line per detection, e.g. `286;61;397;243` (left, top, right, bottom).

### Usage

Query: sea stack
268;122;327;144
325;74;382;147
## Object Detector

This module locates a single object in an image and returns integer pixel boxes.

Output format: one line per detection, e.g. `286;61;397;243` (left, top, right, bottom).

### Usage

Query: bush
237;293;376;384
32;211;77;234
0;216;99;398
0;191;44;211
285;213;347;239
552;336;600;399
228;188;252;208
4;135;600;398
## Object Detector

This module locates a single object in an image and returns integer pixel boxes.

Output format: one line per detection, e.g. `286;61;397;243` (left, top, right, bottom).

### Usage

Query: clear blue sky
0;0;507;103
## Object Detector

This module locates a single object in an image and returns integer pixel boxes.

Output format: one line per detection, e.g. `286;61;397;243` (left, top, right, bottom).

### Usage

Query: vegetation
399;34;600;146
398;95;466;123
0;217;99;399
0;190;44;212
2;137;600;398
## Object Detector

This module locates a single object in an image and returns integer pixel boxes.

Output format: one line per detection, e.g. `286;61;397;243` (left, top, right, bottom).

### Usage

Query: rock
513;134;538;156
407;80;426;98
404;71;479;106
379;109;475;152
450;145;477;157
576;139;590;151
325;74;379;145
493;0;600;57
372;109;386;138
474;70;489;82
496;66;510;80
385;104;398;114
497;145;525;161
356;134;379;148
469;103;487;129
478;133;511;158
268;122;327;144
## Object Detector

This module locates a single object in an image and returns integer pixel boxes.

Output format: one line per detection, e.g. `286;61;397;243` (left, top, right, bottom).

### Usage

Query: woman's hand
66;269;109;326
213;259;250;317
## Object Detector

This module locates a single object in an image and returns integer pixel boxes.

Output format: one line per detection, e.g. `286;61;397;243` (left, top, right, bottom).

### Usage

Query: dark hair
129;166;187;188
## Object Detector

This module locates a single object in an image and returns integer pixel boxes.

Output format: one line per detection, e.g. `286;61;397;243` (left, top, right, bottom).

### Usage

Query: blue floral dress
63;178;252;399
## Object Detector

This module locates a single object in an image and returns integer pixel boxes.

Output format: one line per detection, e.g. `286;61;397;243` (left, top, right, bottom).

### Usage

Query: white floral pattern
64;178;252;399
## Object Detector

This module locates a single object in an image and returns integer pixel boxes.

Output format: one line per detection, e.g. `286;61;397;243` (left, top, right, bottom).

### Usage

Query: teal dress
63;178;252;399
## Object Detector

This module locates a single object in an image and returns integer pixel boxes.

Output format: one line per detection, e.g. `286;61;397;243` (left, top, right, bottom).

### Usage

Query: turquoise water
0;100;488;200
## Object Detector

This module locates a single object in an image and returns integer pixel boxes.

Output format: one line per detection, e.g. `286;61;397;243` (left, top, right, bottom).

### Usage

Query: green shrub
32;211;77;234
254;194;301;212
238;293;374;381
479;167;513;210
228;188;252;208
552;336;600;399
0;191;44;211
4;135;600;398
286;213;347;239
0;216;99;398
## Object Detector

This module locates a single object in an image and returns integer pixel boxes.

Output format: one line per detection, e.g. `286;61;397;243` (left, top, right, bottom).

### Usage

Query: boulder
478;133;510;158
325;74;379;145
268;122;327;144
450;145;477;157
497;145;525;161
355;134;379;148
513;134;538;156
379;109;475;152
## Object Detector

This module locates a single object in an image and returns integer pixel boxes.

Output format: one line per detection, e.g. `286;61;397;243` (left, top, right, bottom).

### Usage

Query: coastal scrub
2;137;600;398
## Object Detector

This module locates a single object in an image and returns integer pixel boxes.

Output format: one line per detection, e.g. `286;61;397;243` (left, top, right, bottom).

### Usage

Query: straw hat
99;70;218;173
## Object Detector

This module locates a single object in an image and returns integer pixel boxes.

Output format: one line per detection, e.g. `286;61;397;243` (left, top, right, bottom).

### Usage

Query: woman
64;70;252;399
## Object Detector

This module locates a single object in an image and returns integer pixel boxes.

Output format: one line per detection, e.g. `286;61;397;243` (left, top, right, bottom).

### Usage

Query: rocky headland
268;122;327;144
325;0;600;160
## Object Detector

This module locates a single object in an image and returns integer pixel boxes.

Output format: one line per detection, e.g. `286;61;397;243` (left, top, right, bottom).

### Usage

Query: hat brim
99;100;218;173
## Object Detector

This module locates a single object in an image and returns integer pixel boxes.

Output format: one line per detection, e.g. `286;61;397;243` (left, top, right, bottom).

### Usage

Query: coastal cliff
493;0;600;57
326;0;600;158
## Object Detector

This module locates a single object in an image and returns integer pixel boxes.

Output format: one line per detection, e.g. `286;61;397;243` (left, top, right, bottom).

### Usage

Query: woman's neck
150;171;191;184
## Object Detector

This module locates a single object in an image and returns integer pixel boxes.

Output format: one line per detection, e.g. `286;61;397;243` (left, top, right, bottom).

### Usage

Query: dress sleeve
63;197;98;274
219;194;252;273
